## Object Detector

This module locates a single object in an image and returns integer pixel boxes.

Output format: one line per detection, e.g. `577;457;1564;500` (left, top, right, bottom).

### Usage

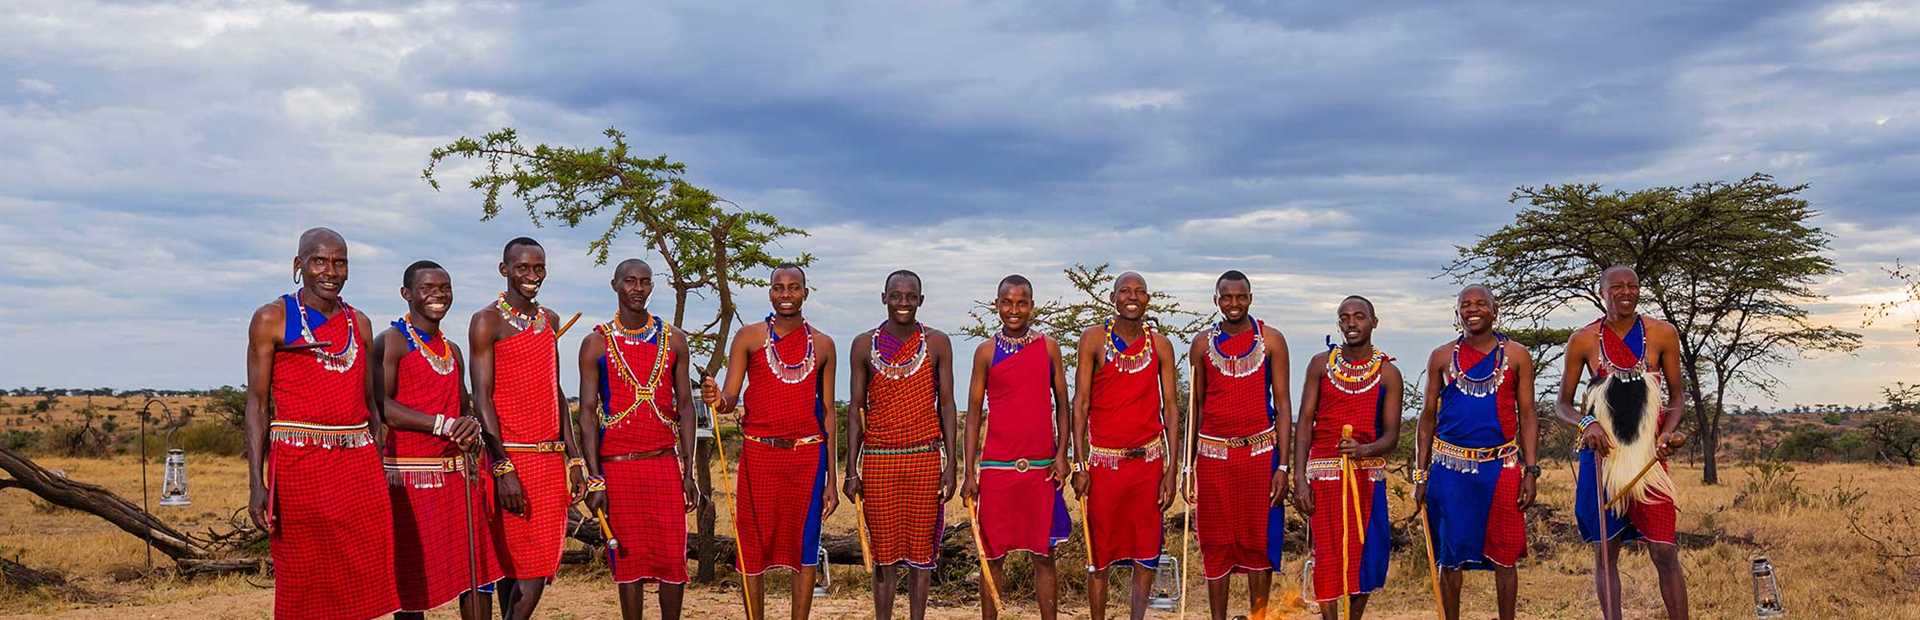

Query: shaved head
615;258;652;279
1458;284;1497;307
297;227;345;257
1114;271;1147;292
1601;265;1637;286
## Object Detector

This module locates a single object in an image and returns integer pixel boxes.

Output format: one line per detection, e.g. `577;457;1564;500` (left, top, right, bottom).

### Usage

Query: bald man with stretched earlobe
243;227;400;619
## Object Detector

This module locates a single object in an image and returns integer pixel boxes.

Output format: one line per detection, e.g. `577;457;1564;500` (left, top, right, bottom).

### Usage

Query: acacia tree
960;263;1213;374
1445;173;1861;484
1863;262;1920;466
422;126;811;582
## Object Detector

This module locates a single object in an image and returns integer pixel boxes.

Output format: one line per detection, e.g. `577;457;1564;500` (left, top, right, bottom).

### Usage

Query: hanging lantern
1146;552;1180;610
813;544;832;597
1752;556;1785;617
158;449;191;506
1300;555;1320;613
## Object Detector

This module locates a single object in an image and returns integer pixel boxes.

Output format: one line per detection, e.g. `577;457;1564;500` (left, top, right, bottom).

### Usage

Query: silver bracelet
432;414;447;436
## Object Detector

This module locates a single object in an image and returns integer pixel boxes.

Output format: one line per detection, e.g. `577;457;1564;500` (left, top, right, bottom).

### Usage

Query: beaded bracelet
1577;414;1598;430
1411;468;1430;484
584;475;607;493
432;414;448;437
492;459;517;478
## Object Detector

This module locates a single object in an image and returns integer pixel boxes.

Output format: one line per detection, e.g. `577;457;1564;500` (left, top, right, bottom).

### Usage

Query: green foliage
423;127;810;371
1861;383;1920;465
959;263;1214;375
1444;173;1863;484
207;385;247;429
139;422;247;457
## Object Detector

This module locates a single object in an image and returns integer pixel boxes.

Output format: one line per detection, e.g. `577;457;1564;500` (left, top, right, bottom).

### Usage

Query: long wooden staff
1605;434;1685;511
1339;424;1355;620
1418;501;1444;620
553;312;584;338
703;375;755;620
1178;385;1197;620
852;406;873;573
462;449;480;618
1592;454;1613;620
966;496;1003;610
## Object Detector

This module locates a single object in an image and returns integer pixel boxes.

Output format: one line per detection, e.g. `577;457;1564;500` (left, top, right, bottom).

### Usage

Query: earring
294;270;302;284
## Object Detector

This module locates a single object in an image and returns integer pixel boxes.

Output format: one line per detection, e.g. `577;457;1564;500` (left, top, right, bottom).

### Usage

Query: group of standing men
247;227;1691;620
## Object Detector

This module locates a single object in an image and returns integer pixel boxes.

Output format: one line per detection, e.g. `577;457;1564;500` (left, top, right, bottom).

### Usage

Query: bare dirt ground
5;452;1920;618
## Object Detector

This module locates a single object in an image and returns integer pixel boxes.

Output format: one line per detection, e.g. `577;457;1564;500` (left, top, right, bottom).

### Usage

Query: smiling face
1337;297;1378;347
612;260;653;315
1215;277;1252;323
1457;285;1496;336
769;266;808;317
295;235;349;303
996;280;1034;332
881;272;922;326
500;244;547;300
1110;272;1149;321
402;267;453;322
1600;267;1640;319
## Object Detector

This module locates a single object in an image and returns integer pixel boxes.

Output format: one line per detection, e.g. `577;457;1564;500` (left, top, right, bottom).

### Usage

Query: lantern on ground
158;449;191;506
1752;556;1785;617
1146;552;1181;610
813;544;832;597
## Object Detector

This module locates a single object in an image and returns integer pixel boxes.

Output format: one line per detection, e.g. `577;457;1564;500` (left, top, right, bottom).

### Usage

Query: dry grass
5;449;1918;618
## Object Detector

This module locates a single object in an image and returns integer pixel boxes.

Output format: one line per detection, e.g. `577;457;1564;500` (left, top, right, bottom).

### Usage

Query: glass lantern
1752;556;1784;617
1146;553;1180;610
158;449;191;506
813;544;832;597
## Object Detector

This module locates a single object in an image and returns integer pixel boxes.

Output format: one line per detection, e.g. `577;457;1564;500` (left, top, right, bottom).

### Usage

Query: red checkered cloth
860;330;945;568
600;331;689;583
388;346;502;612
492;326;567;579
736;324;827;574
1307;373;1387;601
1197;327;1280;578
1085;335;1167;569
268;302;399;619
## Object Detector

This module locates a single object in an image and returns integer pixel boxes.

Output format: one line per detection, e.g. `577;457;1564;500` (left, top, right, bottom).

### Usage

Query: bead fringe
269;429;373;449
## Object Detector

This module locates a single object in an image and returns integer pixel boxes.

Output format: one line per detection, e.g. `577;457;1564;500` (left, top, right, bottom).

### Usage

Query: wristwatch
1523;464;1542;478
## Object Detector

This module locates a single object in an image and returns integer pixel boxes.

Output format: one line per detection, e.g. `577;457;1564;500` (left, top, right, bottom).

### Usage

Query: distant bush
1772;424;1876;462
1823;412;1846;425
138;422;247;457
2;429;40;451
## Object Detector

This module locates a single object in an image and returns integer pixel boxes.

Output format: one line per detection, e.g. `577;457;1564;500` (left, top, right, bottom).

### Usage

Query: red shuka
1085;330;1166;569
492;324;567;579
1195;326;1281;579
268;299;399;620
735;323;827;574
387;334;503;611
977;337;1070;559
598;322;689;584
860;328;945;568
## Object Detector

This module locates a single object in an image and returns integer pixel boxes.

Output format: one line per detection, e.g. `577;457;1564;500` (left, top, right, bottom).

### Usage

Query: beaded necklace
292;291;358;373
763;314;817;384
401;314;456;376
1446;334;1508;398
1324;341;1386;395
1206;318;1267;378
1102;318;1156;375
1597;315;1649;383
869;323;928;381
495;292;544;333
995;327;1042;356
600;314;671;429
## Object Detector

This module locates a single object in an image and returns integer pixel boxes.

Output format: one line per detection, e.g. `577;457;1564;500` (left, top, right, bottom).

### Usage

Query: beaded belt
1196;427;1275;460
861;438;943;456
1430;438;1519;474
503;440;567;453
1304;456;1387;482
383;455;466;489
602;448;676;463
980;456;1054;472
745;433;825;450
1087;438;1165;470
269;421;374;449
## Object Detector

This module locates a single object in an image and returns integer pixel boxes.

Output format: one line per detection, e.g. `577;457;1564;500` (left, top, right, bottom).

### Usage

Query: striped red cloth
736;323;826;574
861;328;945;568
492;325;567;580
1196;326;1282;579
388;340;503;612
1085;331;1165;569
600;326;689;583
268;298;399;620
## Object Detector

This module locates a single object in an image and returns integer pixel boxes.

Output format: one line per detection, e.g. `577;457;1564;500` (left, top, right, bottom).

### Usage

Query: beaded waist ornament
269;421;374;449
383;455;467;489
1304;457;1386;482
979;456;1054;472
744;433;825;449
1196;427;1275;460
502;440;567;453
1087;438;1166;470
861;438;944;456
1430;438;1519;474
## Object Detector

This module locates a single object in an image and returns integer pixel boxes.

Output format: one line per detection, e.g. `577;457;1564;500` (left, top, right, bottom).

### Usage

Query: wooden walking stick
966;497;1003;611
703;377;756;620
1605;433;1685;512
1592;454;1613;620
1418;500;1444;620
1178;386;1197;619
462;449;481;619
1338;424;1355;620
553;311;584;338
851;408;873;573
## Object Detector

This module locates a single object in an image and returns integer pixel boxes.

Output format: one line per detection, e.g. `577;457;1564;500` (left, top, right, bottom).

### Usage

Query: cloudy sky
2;1;1916;409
